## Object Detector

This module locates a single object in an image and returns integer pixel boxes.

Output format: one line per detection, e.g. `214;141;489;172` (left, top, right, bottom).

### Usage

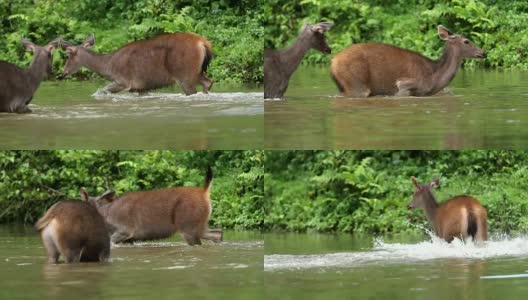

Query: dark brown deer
408;176;487;244
59;33;213;95
264;22;333;99
81;166;223;246
331;25;486;97
0;38;59;113
35;200;110;263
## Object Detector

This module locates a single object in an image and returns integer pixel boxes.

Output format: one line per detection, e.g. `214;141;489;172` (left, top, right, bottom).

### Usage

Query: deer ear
65;46;77;54
81;34;95;48
411;176;420;188
80;187;89;201
22;39;36;52
45;38;60;52
99;190;115;202
430;177;440;188
438;25;453;41
312;22;333;34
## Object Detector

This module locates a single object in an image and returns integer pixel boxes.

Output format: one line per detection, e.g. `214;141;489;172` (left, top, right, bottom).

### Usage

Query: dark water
265;67;528;149
264;232;528;299
0;81;263;150
0;226;263;300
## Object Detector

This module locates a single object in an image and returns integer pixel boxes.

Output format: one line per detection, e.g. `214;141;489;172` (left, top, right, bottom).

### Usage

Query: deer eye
463;40;470;45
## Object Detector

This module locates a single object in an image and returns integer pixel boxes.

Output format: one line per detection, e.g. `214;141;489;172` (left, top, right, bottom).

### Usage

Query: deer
408;176;487;244
330;25;487;97
59;33;213;95
81;166;223;246
0;38;59;113
35;199;110;264
264;22;333;99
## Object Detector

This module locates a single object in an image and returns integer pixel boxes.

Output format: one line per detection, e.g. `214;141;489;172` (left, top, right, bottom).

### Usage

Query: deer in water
264;22;333;99
81;166;222;246
331;25;487;97
35;198;110;263
0;38;59;113
408;176;487;244
59;33;213;95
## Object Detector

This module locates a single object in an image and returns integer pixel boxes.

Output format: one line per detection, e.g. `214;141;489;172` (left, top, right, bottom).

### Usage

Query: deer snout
324;47;332;54
479;52;487;59
407;204;414;210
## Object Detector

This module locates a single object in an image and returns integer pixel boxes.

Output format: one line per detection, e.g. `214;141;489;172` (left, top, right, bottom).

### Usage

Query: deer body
264;22;333;99
61;33;213;95
83;167;222;246
408;177;487;243
330;25;486;97
0;39;58;113
35;201;110;263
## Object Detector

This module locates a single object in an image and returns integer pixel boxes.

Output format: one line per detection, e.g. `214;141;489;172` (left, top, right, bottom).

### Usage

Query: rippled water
265;67;528;149
0;226;263;300
264;232;528;299
0;81;263;149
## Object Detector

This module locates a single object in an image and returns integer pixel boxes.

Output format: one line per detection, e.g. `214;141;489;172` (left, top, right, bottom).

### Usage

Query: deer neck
422;190;440;230
26;54;48;93
79;49;113;80
431;44;462;93
280;34;311;79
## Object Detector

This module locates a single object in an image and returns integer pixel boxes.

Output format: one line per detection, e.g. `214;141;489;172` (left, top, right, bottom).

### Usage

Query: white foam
265;235;528;271
92;90;263;102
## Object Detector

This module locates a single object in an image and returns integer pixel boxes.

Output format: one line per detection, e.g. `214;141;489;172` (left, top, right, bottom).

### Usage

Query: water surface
265;232;528;299
0;81;263;149
265;67;528;149
0;226;263;300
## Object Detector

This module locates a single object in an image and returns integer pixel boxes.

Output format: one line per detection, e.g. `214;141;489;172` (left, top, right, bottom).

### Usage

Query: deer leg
201;229;223;243
199;74;213;94
182;232;202;246
102;82;126;94
43;238;60;264
342;78;371;98
179;82;198;96
111;231;133;244
14;105;31;114
395;79;418;97
62;248;82;264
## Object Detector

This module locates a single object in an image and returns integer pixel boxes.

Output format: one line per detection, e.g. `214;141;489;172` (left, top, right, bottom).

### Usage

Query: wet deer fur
35;200;110;263
82;166;222;246
264;22;333;99
60;33;213;95
0;38;59;113
330;25;487;97
408;176;487;243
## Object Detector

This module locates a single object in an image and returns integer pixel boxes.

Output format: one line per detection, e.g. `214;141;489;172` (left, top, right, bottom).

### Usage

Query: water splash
92;90;263;103
265;234;528;271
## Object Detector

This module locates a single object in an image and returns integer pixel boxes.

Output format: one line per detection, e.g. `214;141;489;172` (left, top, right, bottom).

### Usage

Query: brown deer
59;33;213;95
81;166;223;246
35;200;110;263
264;22;333;99
0;38;59;113
330;25;486;97
408;176;487;244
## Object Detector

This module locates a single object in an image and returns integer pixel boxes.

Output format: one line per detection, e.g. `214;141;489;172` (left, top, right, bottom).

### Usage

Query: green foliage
0;150;264;230
264;0;528;69
265;151;528;235
0;0;263;83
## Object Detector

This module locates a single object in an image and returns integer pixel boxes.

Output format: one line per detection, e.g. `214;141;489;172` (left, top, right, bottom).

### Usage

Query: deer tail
35;203;59;231
204;165;213;194
201;40;213;74
467;210;478;240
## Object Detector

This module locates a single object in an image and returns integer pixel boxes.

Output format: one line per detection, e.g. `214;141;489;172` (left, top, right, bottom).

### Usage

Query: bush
0;150;264;230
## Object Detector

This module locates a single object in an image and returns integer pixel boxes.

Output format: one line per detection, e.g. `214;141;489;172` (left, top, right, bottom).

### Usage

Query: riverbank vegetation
265;151;528;235
0;0;263;83
264;0;528;69
0;150;263;230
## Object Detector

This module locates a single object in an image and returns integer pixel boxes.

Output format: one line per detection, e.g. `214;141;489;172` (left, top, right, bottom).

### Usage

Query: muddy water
0;226;263;300
265;232;528;299
265;67;528;149
0;81;263;149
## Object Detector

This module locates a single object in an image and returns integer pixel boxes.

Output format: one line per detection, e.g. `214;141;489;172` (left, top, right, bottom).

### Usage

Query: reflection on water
0;81;263;149
0;226;263;300
265;67;528;149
